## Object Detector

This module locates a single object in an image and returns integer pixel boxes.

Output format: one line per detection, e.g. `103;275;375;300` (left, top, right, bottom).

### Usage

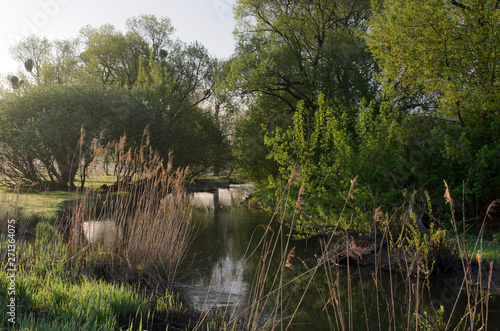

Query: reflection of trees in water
273;262;494;330
184;205;270;285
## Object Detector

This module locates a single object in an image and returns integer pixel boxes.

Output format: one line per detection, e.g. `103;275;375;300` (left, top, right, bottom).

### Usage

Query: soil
319;235;500;293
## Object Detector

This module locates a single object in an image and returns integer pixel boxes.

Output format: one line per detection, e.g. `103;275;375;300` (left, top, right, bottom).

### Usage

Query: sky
0;0;237;76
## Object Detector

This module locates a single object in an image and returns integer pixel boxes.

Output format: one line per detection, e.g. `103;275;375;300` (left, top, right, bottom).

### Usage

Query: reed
66;133;197;292
200;177;496;330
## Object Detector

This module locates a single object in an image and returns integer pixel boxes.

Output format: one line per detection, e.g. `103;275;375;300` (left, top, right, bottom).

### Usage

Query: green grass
0;164;118;218
1;188;73;217
463;234;500;264
0;221;150;330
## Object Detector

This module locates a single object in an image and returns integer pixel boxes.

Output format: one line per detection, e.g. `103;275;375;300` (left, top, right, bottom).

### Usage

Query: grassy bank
0;143;205;330
0;221;149;330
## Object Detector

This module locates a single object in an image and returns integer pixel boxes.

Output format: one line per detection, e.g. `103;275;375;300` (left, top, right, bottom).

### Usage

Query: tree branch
450;0;470;11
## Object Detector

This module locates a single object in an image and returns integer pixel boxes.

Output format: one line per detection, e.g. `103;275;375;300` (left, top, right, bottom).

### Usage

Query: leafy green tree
233;0;375;111
80;24;148;88
0;84;147;188
231;0;376;183
126;14;174;61
9;35;53;84
233;95;285;184
136;54;231;174
265;95;359;234
366;0;500;213
39;39;81;85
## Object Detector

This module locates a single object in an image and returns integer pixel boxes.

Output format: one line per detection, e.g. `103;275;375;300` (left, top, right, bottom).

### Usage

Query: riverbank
317;234;500;293
242;187;500;295
0;174;231;330
2;181;499;330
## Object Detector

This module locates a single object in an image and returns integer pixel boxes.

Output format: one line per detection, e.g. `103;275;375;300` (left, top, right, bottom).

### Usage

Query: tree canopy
0;85;147;188
2;15;231;187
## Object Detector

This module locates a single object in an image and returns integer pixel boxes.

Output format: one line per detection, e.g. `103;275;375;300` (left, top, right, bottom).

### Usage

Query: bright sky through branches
0;0;236;76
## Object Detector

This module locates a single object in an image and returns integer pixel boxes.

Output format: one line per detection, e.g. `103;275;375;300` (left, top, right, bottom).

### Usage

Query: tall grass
0;130;199;329
66;132;197;292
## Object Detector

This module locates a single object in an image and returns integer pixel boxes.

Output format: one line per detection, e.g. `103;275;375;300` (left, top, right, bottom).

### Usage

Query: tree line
0;14;232;189
1;1;498;233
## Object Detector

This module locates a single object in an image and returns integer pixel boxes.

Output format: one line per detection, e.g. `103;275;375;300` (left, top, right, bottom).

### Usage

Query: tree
126;14;174;61
136;53;231;174
161;40;217;107
230;0;376;184
366;0;500;213
39;38;81;85
232;0;375;111
80;24;148;88
9;35;53;84
0;84;147;188
366;0;500;126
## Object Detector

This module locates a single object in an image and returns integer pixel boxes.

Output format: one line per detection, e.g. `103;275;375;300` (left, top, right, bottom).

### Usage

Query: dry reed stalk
67;133;196;290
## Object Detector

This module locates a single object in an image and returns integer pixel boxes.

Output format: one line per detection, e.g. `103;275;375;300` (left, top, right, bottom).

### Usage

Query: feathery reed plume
285;247;296;270
347;175;358;200
444;180;454;213
485;199;499;220
78;125;86;147
288;163;301;185
118;135;127;153
143;125;150;146
374;206;387;232
295;182;306;212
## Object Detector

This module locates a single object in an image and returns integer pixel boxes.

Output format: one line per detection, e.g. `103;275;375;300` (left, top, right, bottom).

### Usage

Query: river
177;185;500;330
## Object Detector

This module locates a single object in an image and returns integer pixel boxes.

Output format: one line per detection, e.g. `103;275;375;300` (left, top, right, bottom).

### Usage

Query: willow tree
80;24;148;88
233;0;375;110
231;0;376;184
135;47;231;175
0;85;147;188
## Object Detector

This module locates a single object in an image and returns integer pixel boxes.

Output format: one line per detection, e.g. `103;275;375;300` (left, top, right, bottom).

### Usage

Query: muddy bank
317;234;500;293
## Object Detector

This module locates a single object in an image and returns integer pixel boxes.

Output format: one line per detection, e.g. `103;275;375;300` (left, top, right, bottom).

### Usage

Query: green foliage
232;100;282;184
400;221;456;275
366;0;500;122
366;0;500;213
0;84;147;188
80;24;147;88
265;95;416;234
136;53;231;173
233;0;375;111
126;14;174;62
265;95;357;233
